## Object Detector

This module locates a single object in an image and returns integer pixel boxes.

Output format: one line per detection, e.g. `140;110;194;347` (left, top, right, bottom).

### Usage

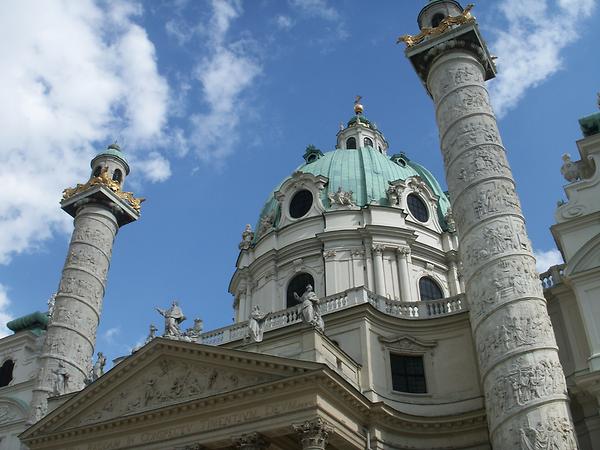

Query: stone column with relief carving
233;432;269;450
29;145;141;424
402;4;576;448
293;417;333;450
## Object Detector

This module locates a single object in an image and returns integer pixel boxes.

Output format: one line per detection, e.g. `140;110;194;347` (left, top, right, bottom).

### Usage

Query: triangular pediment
23;338;325;438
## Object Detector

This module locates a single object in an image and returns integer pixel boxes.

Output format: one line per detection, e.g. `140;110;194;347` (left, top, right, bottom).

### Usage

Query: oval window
407;193;429;222
289;190;313;219
419;277;443;301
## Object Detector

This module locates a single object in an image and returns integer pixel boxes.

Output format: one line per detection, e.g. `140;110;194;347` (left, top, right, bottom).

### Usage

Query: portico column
396;246;411;301
232;432;269;450
372;244;386;296
293;417;333;450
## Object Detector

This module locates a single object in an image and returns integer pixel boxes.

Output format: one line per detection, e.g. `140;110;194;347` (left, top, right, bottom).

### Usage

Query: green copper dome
256;147;451;236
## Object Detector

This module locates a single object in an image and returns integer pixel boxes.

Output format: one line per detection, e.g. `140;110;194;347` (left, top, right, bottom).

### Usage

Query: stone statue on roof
294;284;324;333
156;301;186;337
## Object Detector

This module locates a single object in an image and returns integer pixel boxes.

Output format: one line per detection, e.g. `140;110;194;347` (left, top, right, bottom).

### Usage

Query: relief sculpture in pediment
74;358;279;427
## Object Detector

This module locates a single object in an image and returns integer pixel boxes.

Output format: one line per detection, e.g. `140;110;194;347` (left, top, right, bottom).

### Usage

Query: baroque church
1;1;599;449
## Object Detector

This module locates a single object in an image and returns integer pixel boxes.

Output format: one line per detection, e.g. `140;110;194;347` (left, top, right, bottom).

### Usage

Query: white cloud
290;0;340;21
0;0;170;263
489;0;596;117
0;285;13;338
102;327;120;344
275;15;294;30
189;0;262;163
136;153;172;182
533;248;564;273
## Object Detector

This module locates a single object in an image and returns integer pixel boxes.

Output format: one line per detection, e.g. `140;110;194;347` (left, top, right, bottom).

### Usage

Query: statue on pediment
156;301;186;337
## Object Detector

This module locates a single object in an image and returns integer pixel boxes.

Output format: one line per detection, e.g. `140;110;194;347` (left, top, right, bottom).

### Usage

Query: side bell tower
29;144;143;423
399;2;577;447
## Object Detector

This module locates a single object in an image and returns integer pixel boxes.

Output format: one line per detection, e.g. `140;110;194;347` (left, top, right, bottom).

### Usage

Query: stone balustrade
199;287;468;346
540;264;566;290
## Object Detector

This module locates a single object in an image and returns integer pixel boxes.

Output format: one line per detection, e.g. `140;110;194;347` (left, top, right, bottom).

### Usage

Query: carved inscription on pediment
73;358;280;427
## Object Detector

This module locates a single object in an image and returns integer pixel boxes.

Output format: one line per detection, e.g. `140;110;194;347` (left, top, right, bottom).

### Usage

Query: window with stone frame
390;354;426;393
419;277;443;301
346;137;357;149
0;359;14;387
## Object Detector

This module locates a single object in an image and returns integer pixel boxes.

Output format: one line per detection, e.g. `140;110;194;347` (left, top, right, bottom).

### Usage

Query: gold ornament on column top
62;167;145;213
396;4;475;47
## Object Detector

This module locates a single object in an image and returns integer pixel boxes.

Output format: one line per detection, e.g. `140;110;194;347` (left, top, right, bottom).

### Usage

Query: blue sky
0;0;598;365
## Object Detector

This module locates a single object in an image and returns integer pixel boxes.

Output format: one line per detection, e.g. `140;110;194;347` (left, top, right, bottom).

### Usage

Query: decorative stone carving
145;324;158;344
560;153;585;182
76;358;279;425
476;303;555;371
444;207;457;233
85;352;107;385
183;318;204;342
293;417;333;450
156;301;186;338
379;335;437;354
470;256;542;323
487;358;567;422
386;183;401;206
323;249;336;259
47;293;56;319
327;186;356;208
461;217;531;274
0;405;18;424
248;306;269;343
294;285;324;333
293;258;304;272
239;224;254;250
52;361;70;395
519;416;576;450
372;244;385;254
257;213;275;239
233;432;269;450
407;36;576;445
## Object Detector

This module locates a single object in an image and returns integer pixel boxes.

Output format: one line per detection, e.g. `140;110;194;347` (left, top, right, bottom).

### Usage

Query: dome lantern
336;97;389;154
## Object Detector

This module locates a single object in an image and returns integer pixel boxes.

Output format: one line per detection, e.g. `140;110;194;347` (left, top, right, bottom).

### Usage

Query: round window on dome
407;193;429;222
289;190;313;218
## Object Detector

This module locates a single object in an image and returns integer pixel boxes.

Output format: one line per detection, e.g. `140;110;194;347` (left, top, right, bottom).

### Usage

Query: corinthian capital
293;417;333;449
372;243;385;254
232;432;269;450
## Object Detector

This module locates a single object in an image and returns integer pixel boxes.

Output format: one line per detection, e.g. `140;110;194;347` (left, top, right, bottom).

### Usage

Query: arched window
0;360;14;387
93;166;102;177
346;137;357;149
286;273;315;308
364;137;373;148
431;13;445;28
419;277;443;301
112;168;123;183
